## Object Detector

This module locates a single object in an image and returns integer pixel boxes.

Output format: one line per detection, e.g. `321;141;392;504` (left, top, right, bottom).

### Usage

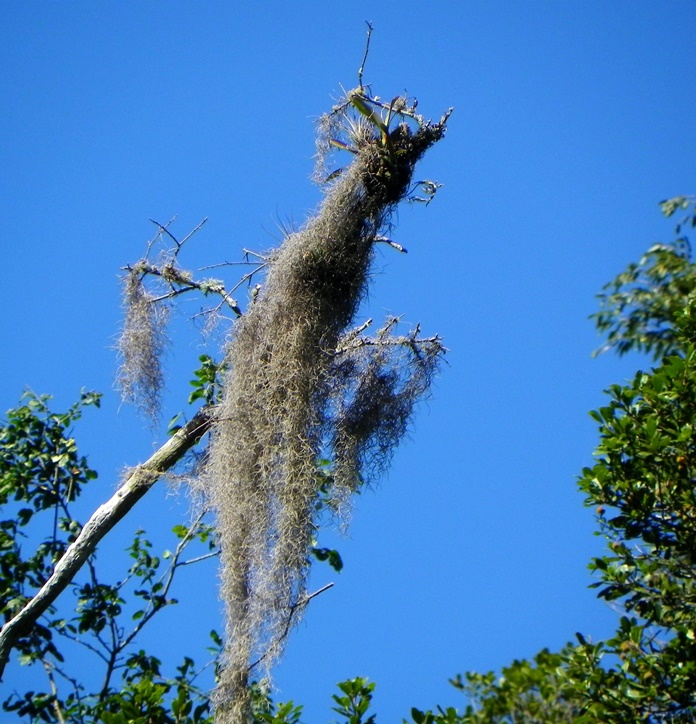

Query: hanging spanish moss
327;317;444;513
207;88;451;722
116;269;169;422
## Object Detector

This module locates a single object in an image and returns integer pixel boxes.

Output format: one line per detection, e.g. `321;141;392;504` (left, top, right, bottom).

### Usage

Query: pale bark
0;406;211;679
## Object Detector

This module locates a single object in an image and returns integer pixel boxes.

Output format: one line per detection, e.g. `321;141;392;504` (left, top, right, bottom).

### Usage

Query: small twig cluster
116;219;268;420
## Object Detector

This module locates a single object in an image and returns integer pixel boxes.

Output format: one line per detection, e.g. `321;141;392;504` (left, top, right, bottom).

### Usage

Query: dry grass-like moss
327;319;444;510
208;96;449;723
116;270;168;421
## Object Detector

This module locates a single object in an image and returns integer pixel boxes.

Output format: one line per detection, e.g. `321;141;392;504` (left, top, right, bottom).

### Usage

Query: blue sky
2;2;696;721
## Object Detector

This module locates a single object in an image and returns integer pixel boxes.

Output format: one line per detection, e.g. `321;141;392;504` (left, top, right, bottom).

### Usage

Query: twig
179;217;208;247
48;661;88;713
179;551;219;566
148;217;208;258
200;260;265;270
375;236;407;253
55;627;111;664
334;331;444;356
190;300;227;322
242;248;271;261
42;661;67;724
117;509;209;653
358;21;373;90
145;215;177;259
301;582;334;603
226;264;268;297
149;218;182;251
337;318;373;349
128;261;243;317
248;582;334;673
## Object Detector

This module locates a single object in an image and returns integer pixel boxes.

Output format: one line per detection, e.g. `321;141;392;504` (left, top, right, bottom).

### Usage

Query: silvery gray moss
116;270;169;421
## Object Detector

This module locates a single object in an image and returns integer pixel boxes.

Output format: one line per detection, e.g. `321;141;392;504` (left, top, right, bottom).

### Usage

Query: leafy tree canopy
403;196;696;723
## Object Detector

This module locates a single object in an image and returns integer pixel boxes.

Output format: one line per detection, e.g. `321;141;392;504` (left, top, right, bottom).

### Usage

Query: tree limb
0;406;212;679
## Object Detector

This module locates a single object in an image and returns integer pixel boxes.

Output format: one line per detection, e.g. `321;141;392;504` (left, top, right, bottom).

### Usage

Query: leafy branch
0;406;212;679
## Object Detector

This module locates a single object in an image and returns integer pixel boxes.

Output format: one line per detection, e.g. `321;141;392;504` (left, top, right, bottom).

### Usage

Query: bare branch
242;248;270;261
127;260;243;317
149;218;181;248
179;551;219;567
0;406;212;679
334;324;444;356
145;215;177;259
358;21;374;90
200;260;265;270
375;235;407;253
179;217;209;247
248;583;334;673
148;216;208;258
42;660;67;724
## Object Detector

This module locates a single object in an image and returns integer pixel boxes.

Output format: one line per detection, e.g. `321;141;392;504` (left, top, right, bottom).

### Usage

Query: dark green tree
0;390;223;723
405;196;696;723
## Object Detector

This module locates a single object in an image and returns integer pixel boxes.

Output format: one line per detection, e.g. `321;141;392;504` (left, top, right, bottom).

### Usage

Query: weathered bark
0;406;211;679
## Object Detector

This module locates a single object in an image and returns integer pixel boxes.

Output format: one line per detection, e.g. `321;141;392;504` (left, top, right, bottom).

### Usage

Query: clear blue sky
2;2;696;721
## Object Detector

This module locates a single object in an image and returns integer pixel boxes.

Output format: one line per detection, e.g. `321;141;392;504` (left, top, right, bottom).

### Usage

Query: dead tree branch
0;406;212;679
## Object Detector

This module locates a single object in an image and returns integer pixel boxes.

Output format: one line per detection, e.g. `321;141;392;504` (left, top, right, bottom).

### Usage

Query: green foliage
452;648;580;723
404;198;696;723
0;393;220;723
331;677;376;724
405;647;583;724
579;200;696;720
409;706;462;724
310;546;343;573
0;390;100;664
250;681;303;724
188;355;225;407
592;196;696;360
574;343;696;720
167;355;225;436
0;392;390;724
